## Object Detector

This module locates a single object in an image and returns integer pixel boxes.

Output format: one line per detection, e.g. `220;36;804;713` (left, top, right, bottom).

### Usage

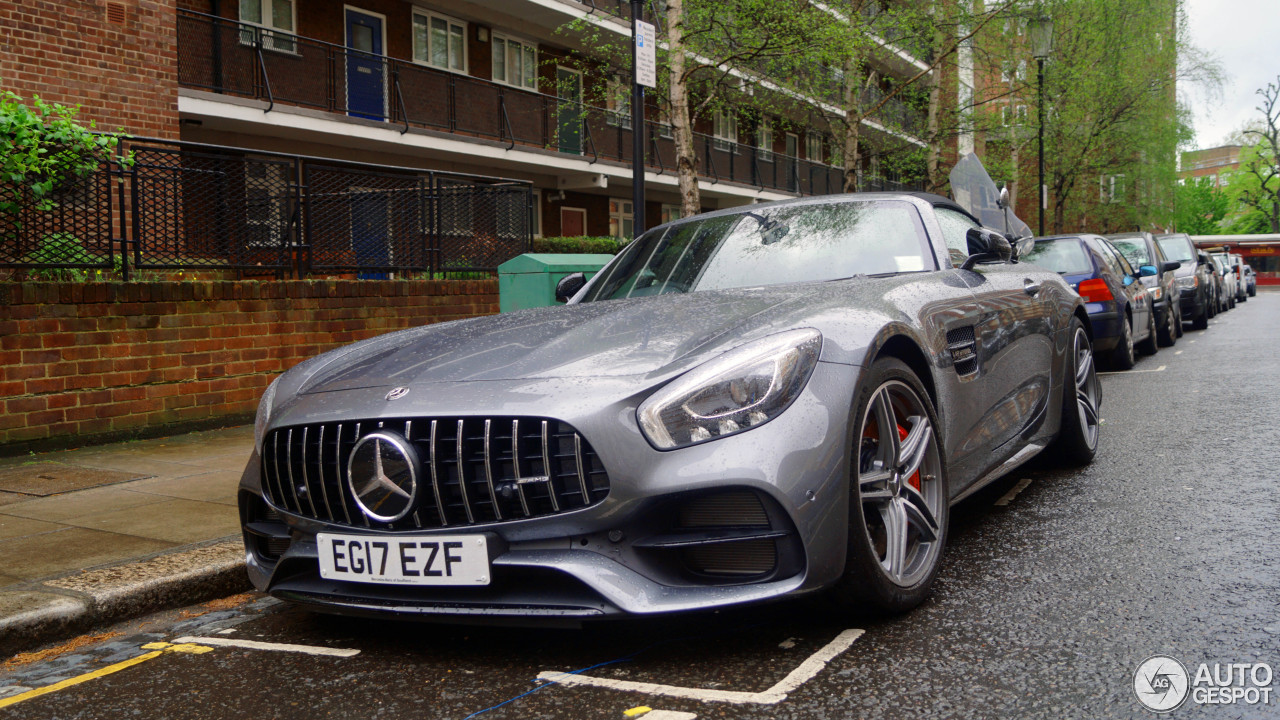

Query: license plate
317;533;490;586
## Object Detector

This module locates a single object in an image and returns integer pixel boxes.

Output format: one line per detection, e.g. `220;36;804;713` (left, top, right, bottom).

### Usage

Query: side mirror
1011;236;1035;262
960;226;1013;270
1162;261;1182;273
1137;264;1158;278
555;272;587;303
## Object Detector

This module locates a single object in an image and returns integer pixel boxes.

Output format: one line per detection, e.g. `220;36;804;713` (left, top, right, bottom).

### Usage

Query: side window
1099;242;1132;276
934;207;980;266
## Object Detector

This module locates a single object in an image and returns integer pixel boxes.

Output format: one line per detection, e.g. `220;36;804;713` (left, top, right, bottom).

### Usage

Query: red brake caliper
898;424;921;491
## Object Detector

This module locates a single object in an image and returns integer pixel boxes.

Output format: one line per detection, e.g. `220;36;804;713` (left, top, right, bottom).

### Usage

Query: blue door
352;191;390;279
345;9;385;121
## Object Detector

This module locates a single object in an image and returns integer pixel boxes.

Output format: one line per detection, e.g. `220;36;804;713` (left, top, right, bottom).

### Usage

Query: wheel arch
872;334;937;410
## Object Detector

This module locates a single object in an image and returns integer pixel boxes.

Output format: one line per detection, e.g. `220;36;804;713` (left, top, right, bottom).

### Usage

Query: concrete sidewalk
0;426;253;656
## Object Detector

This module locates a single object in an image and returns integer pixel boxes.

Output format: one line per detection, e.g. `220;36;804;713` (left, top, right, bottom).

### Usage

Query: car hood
295;285;855;394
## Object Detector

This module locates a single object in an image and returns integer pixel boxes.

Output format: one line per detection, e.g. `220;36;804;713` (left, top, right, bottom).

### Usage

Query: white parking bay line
995;478;1034;506
171;636;360;657
1175;350;1183;355
536;628;864;705
645;712;698;720
1098;365;1166;376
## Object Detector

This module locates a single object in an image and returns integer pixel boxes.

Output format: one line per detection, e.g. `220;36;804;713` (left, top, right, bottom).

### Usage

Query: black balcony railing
1;137;533;279
176;10;864;197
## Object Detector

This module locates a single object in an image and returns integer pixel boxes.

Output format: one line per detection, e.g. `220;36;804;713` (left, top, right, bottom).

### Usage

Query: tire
832;357;948;614
1249;285;1257;297
1051;318;1101;466
1157;304;1177;347
1207;294;1216;320
1192;302;1209;330
1109;313;1136;370
1175;306;1184;337
1137;307;1159;356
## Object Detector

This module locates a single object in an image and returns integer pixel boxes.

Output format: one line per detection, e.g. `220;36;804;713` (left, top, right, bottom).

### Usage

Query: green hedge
532;236;628;254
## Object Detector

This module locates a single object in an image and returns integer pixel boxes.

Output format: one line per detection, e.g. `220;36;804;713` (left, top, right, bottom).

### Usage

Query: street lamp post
631;0;646;237
1029;15;1053;236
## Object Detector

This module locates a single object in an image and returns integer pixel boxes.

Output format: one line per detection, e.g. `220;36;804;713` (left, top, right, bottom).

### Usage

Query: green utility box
498;253;614;312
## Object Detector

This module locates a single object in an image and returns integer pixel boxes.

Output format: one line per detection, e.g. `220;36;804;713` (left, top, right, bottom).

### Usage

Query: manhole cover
0;463;149;496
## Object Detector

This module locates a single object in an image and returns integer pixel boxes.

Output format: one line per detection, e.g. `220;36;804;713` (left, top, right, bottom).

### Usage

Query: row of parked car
1023;232;1257;369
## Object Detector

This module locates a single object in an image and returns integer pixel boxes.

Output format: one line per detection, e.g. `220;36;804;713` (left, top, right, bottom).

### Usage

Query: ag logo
1134;655;1190;713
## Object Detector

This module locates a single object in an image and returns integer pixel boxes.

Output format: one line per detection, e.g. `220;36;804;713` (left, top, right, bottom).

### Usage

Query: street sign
636;20;656;88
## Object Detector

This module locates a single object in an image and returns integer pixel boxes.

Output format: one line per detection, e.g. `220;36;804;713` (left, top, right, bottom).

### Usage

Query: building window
805;131;823;164
756;116;774;162
1107;174;1125;203
244;161;289;247
609;199;634;239
239;0;296;52
712;109;738;152
606;76;632;129
492;34;537;90
413;11;466;73
1016;105;1028;124
661;204;682;225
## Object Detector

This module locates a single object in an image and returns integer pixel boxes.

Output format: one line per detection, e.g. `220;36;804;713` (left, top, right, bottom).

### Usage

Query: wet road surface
3;295;1278;719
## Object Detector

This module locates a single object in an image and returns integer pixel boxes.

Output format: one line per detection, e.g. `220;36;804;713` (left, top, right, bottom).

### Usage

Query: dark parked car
1108;232;1182;345
1210;253;1236;311
1156;233;1215;330
1023;234;1156;369
241;193;1101;622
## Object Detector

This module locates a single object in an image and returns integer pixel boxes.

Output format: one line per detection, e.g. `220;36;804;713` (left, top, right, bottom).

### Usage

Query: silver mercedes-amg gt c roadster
240;191;1101;623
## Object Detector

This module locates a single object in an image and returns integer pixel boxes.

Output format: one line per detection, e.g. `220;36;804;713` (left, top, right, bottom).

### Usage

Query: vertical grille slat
428;420;448;527
261;416;608;530
455;419;475;524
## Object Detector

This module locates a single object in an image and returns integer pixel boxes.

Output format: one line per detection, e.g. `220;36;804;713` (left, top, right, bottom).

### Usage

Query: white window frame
492;32;538;91
244;161;290;248
660;203;682;225
411;9;467;74
1015;105;1028;124
1108;174;1125;204
805;131;823;164
712;109;738;153
239;0;297;53
756;116;774;162
609;199;635;240
606;76;632;129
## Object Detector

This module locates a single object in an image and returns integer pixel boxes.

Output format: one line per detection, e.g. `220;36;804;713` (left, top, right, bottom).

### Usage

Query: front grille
260;417;610;530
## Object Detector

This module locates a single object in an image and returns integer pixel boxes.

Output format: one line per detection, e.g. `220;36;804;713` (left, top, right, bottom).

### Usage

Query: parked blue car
1023;234;1156;370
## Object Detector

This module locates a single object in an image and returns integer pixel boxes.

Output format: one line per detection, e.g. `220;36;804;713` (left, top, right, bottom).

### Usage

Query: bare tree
1238;78;1280;232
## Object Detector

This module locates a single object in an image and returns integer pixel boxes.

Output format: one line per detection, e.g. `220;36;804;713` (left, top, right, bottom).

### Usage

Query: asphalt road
4;294;1278;720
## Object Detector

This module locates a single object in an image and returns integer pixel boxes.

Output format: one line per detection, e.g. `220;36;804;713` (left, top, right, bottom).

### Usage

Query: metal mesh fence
0;168;116;274
1;137;532;278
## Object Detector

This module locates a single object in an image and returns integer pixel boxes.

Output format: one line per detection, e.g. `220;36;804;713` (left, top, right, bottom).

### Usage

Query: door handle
1023;280;1040;296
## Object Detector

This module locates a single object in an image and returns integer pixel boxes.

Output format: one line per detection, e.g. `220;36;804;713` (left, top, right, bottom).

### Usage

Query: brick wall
0;0;179;139
0;279;499;454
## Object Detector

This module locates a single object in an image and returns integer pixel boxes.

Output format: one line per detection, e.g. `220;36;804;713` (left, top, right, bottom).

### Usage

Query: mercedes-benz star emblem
386;387;410;401
347;431;419;522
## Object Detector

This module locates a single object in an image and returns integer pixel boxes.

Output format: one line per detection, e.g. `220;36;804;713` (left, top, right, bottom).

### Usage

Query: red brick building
3;0;932;241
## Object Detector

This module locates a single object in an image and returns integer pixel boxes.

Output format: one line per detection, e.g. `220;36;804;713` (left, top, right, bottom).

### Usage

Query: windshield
1021;238;1093;275
1110;238;1151;268
1157;236;1194;263
580;200;931;302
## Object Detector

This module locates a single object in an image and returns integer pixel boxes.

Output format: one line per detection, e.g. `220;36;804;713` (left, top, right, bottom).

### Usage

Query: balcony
176;10;865;198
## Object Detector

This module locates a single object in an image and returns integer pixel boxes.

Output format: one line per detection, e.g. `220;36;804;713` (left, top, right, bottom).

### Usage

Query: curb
0;540;250;658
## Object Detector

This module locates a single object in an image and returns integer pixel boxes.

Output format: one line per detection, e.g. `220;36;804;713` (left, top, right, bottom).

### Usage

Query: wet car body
1023;234;1154;369
1108;232;1181;346
240;193;1098;623
1155;233;1215;330
1211;253;1238;310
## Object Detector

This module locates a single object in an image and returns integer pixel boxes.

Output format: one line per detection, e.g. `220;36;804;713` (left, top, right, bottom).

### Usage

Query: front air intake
683;539;778;576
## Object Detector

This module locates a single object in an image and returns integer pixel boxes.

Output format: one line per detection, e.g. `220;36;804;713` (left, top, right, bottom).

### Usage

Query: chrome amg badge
347;432;419;522
386;387;410;401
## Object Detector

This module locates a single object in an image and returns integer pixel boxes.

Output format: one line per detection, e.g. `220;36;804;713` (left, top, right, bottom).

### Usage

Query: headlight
637;329;822;450
1148;286;1163;301
1176;276;1198;289
254;376;280;454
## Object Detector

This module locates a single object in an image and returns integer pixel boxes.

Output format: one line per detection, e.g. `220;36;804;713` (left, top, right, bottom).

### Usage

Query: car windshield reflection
580;200;931;302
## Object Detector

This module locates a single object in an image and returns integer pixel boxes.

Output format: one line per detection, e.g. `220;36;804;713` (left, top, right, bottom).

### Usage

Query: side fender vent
946;326;978;375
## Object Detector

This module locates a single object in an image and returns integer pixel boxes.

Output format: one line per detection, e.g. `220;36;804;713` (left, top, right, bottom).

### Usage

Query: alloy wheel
1073;326;1101;450
856;381;945;588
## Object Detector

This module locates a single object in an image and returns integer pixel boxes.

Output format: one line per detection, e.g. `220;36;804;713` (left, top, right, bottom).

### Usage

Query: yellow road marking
0;642;213;709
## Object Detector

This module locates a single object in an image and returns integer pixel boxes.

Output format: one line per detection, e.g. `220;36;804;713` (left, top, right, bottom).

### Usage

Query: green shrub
1;92;130;221
21;233;113;281
533;236;627;254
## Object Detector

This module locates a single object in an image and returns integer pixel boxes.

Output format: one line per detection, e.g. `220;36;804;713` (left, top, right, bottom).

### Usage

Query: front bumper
239;362;859;621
